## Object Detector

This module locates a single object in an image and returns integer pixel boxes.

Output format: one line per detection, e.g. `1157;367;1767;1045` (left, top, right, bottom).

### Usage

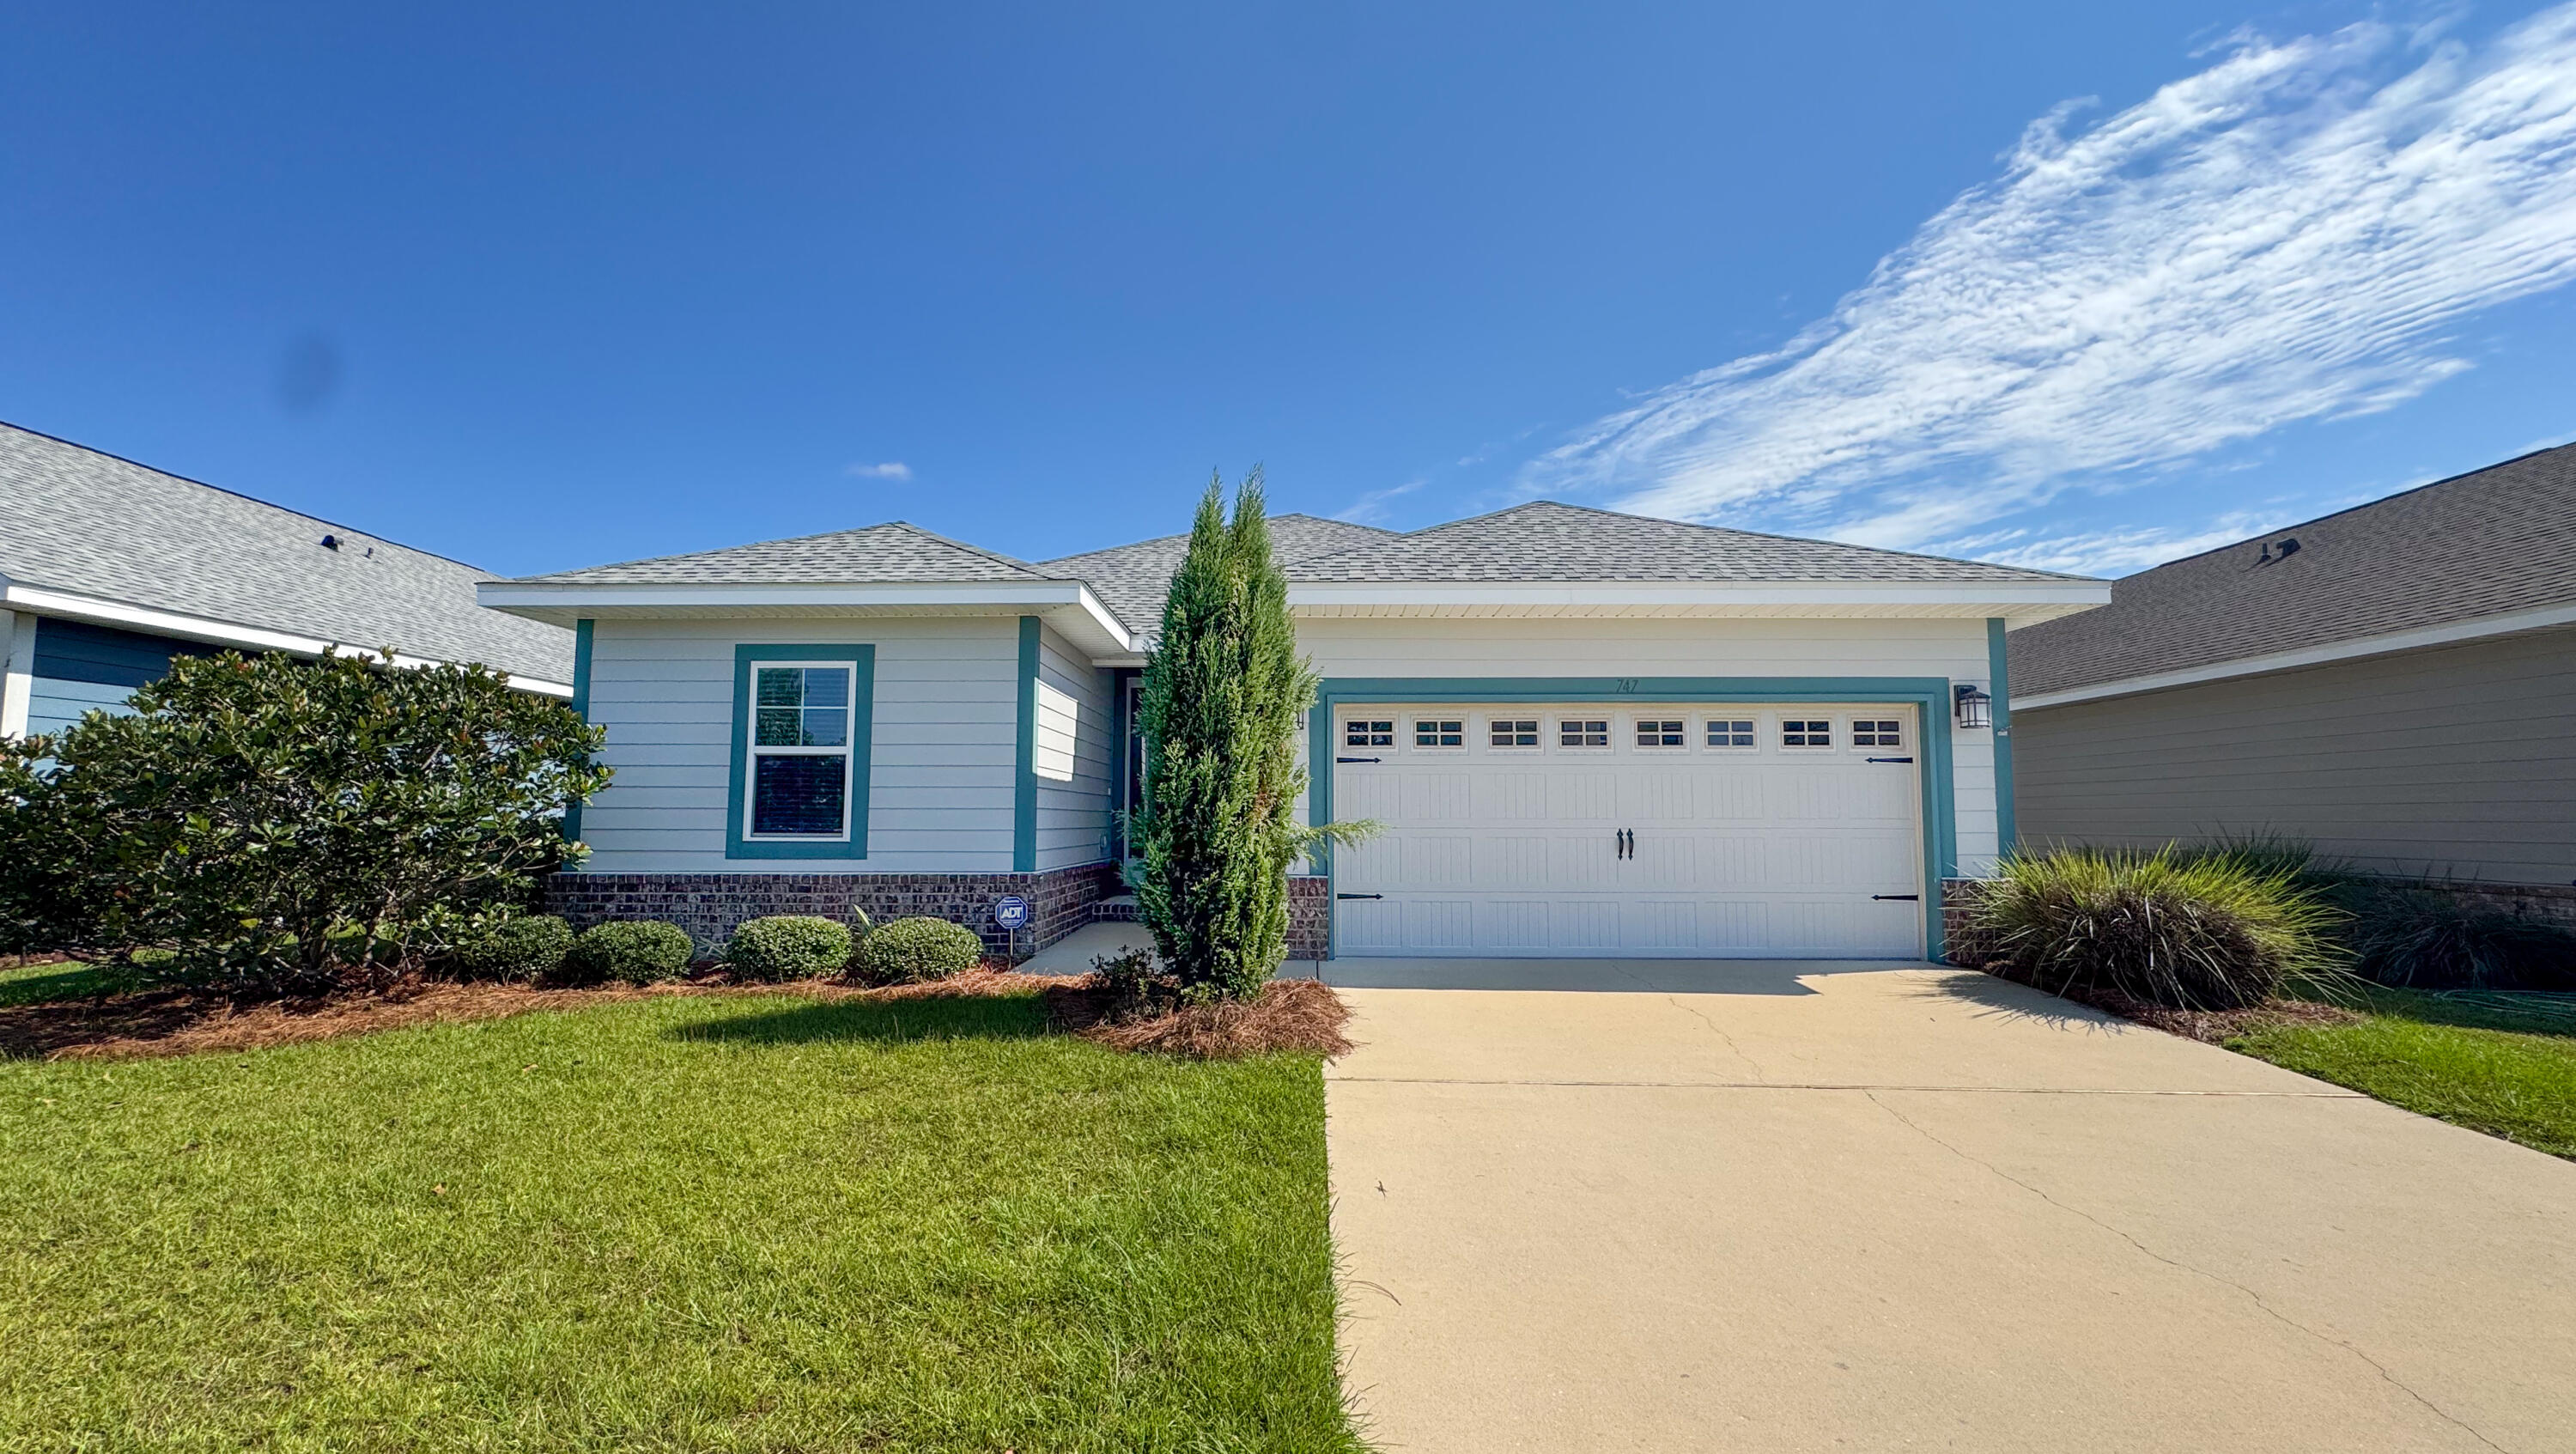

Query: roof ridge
0;418;502;576
2105;439;2576;579
875;520;1048;576
519;519;1052;582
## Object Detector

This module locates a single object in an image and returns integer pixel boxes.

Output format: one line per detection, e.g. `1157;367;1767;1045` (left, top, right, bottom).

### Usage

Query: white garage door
1330;703;1924;958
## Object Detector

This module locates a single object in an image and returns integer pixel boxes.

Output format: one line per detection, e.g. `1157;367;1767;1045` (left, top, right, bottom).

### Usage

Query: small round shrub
1972;848;2343;1010
857;916;983;984
559;920;695;986
450;915;573;981
726;915;857;982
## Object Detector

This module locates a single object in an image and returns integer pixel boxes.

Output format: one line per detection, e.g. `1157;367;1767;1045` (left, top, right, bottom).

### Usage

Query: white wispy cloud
846;460;913;481
1525;5;2576;562
1335;476;1428;525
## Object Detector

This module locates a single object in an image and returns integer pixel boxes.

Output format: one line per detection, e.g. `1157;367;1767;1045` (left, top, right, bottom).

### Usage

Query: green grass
0;958;132;1007
2227;985;2576;1160
0;991;1365;1452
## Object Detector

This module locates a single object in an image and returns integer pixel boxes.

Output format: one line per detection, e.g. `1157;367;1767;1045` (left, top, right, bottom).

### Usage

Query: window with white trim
1558;718;1610;749
1634;717;1686;749
1781;718;1832;749
1345;719;1394;747
1489;717;1540;749
1705;718;1756;749
1413;718;1464;748
748;664;855;837
1851;718;1904;749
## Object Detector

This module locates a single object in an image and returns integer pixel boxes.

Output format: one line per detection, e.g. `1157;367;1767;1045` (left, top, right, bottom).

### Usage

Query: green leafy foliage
1135;472;1373;1002
1973;847;2346;1010
561;921;696;985
857;916;982;984
0;650;608;995
726;915;858;982
447;915;574;981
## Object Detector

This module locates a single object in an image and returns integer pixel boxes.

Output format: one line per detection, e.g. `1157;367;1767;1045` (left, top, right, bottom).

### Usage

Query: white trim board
0;581;574;697
2013;602;2576;712
479;579;1137;659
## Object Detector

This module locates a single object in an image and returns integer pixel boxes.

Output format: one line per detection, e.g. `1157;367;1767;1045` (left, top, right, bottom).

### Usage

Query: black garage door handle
1872;894;1921;901
1336;892;1383;900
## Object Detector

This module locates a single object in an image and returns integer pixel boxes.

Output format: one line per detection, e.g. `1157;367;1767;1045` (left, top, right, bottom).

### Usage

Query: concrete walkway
1323;960;2576;1453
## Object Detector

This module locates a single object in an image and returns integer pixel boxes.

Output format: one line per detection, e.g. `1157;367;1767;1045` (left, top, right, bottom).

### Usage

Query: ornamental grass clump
857;916;982;984
1974;848;2344;1011
559;921;694;986
2330;879;2576;991
725;915;860;982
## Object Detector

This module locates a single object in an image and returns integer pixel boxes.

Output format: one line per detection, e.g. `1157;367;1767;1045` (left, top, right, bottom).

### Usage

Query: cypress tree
1137;469;1360;1000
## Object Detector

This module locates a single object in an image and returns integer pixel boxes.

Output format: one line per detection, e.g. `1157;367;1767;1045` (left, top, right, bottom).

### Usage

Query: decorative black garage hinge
1872;894;1921;901
1335;757;1382;764
1336;892;1383;900
1865;756;1914;764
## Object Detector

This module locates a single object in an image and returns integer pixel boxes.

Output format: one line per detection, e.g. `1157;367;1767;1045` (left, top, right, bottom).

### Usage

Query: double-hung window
730;645;873;857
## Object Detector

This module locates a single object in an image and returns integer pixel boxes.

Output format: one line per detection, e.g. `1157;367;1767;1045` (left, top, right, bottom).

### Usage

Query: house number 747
1613;678;1639;693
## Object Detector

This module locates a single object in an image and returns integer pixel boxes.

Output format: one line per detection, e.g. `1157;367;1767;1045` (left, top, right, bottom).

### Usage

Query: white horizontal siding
1034;623;1115;870
576;616;1020;874
2014;626;2576;885
1298;616;2002;873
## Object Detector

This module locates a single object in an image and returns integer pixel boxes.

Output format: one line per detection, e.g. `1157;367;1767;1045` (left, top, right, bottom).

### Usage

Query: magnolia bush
0;649;608;994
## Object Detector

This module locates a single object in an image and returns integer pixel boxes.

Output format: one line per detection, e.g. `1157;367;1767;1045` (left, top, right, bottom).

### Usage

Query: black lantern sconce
1953;684;1993;730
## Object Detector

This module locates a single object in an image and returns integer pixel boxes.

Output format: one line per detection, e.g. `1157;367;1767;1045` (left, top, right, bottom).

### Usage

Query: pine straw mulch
0;966;1054;1063
1;965;1354;1063
1977;964;2363;1044
1042;976;1354;1060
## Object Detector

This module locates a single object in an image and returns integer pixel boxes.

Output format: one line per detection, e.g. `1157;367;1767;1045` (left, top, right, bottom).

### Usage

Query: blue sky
3;1;2572;580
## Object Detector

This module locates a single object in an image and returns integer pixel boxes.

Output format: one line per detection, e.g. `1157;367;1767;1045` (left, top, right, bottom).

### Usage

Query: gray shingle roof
2010;443;2576;698
1281;501;2093;584
0;422;573;684
1036;514;1397;628
514;520;1048;586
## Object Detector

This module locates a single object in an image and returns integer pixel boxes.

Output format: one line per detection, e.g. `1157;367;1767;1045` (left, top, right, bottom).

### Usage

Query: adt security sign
993;896;1032;932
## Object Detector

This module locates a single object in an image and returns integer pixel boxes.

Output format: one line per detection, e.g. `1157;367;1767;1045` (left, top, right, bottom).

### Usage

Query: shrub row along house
0;422;573;736
2009;441;2576;923
477;506;2108;961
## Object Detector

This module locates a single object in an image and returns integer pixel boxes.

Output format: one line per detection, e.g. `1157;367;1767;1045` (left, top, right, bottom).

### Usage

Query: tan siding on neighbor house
2014;626;2576;884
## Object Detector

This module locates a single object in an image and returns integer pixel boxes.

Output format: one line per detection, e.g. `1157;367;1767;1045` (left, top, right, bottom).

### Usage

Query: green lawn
2227;986;2576;1160
0;957;131;1007
1;989;1365;1452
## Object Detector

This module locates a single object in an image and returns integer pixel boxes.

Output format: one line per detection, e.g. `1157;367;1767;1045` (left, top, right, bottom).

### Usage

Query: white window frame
1410;716;1467;751
1556;716;1613;752
744;660;860;842
1344;717;1395;749
1703;715;1759;752
1486;715;1543;753
1631;715;1689;751
1779;716;1835;751
1848;715;1906;751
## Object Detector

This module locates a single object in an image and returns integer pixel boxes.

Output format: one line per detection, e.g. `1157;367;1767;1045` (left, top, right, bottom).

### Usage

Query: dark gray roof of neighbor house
1036;514;1398;628
0;421;574;684
2010;442;2576;698
515;520;1051;586
1281;501;2094;584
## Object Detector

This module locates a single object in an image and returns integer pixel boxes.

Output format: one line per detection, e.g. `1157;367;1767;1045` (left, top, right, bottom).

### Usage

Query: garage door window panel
1558;718;1611;751
1345;719;1394;748
1705;718;1758;751
1634;717;1687;750
1413;719;1465;750
1488;717;1541;751
1782;719;1833;749
1851;717;1905;749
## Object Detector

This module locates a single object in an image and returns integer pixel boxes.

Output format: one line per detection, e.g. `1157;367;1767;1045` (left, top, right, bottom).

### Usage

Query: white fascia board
1;581;574;697
2012;601;2576;712
477;578;1139;655
1284;580;2111;612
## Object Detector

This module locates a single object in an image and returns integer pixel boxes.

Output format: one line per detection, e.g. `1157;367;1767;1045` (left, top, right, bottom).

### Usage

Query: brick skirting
545;861;1121;963
1288;875;1330;962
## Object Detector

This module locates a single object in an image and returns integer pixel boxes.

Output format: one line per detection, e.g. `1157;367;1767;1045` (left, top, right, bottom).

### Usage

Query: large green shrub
857;916;983;984
0;650;608;993
1136;472;1372;1001
1971;848;2344;1010
449;915;574;981
726;915;859;982
561;921;695;986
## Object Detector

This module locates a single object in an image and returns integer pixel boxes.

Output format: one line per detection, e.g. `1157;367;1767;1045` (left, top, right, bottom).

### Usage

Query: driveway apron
1322;961;2576;1454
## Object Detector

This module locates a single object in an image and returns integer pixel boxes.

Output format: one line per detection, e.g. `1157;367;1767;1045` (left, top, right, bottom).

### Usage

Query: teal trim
1309;676;1959;961
1013;616;1040;873
562;617;594;844
724;643;876;860
1988;617;2015;861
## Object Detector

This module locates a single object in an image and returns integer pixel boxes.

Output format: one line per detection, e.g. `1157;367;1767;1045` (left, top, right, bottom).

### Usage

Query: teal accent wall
1988;617;2015;861
562;617;594;844
1013;615;1040;873
1308;676;1959;961
724;642;877;860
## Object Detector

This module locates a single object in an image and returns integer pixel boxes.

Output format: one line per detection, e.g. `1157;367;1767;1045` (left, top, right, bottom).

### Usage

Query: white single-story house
2010;441;2576;901
0;421;574;739
478;503;2109;960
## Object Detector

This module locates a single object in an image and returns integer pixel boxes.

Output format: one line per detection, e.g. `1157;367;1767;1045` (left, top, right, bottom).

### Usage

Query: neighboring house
2010;442;2576;886
480;503;2105;960
0;422;575;740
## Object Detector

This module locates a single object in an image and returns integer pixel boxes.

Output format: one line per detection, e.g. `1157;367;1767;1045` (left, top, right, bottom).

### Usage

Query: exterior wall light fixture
1953;684;1993;730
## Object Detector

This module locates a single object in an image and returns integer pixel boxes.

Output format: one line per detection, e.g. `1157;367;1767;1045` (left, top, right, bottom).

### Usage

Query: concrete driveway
1321;960;2576;1454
